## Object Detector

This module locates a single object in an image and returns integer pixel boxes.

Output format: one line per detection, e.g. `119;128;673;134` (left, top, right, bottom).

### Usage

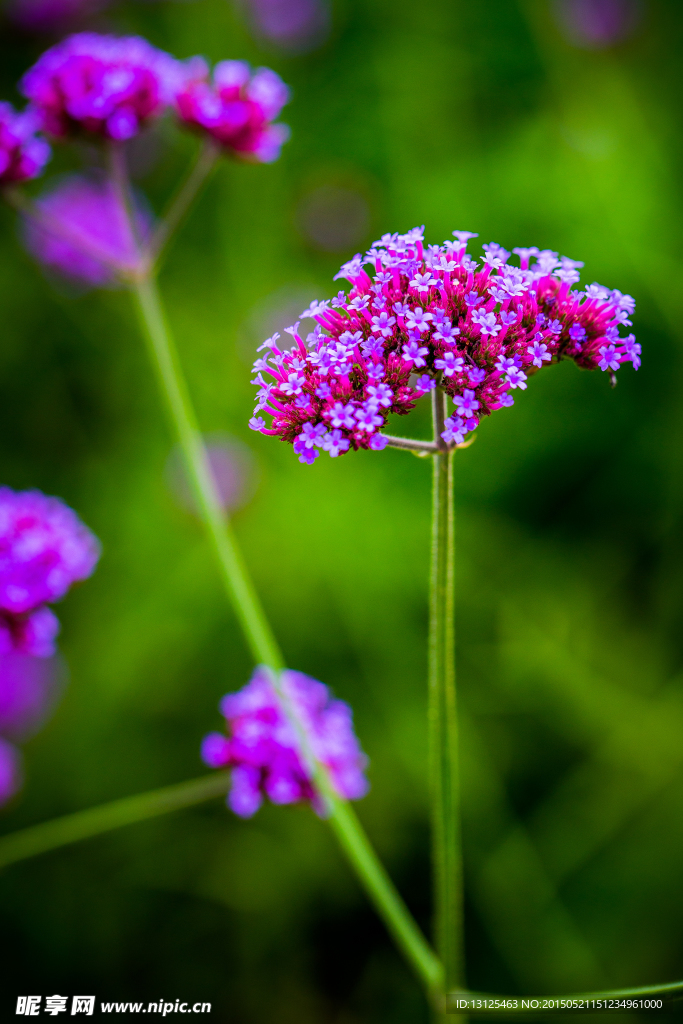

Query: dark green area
1;0;682;1020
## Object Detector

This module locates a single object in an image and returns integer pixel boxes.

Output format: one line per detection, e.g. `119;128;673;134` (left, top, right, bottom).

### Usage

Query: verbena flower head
0;488;100;657
0;102;51;185
249;228;639;463
201;666;369;817
23;173;151;286
20;33;182;142
175;60;290;162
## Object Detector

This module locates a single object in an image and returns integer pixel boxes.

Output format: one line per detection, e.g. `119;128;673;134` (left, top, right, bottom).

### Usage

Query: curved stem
131;275;284;671
447;981;683;1014
0;774;230;870
2;149;443;1001
129;274;442;999
383;434;439;454
429;389;464;996
326;795;444;996
107;142;143;255
148;139;220;266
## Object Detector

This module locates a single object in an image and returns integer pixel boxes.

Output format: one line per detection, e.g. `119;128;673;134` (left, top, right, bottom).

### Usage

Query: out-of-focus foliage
0;0;682;1020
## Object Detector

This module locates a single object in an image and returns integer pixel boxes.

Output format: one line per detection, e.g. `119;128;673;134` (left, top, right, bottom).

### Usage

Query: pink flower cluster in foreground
15;31;289;161
0;102;51;186
0;487;100;658
202;667;369;817
249;228;639;463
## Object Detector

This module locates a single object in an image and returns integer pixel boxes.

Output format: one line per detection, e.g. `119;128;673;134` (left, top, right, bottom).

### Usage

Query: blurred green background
1;0;682;1019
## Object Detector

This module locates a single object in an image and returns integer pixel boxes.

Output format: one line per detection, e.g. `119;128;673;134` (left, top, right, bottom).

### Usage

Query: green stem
383;434;439;454
261;663;443;996
429;389;464;995
327;794;443;995
0;774;230;870
129;274;442;999
148;140;219;266
130;274;284;671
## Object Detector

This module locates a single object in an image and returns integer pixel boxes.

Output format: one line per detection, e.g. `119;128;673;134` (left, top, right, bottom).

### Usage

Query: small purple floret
201;666;369;817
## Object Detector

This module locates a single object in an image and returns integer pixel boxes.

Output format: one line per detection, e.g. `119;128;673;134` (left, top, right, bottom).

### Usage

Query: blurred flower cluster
0;32;290;286
0;103;50;186
22;173;151;287
249;228;640;463
552;0;642;49
0;489;99;805
13;32;289;158
202;667;368;817
239;0;331;55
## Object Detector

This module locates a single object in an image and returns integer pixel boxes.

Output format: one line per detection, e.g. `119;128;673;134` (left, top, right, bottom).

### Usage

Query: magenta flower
249;230;639;463
0;102;51;185
20;33;183;142
0;487;100;657
201;667;369;817
23;174;151;287
175;60;290;163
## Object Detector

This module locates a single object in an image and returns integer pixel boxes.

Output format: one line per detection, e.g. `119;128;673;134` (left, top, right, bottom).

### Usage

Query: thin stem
0;774;230;870
130;275;283;671
130;276;443;998
148;139;220;265
262;665;443;997
429;388;464;995
382;433;476;456
432;381;449;452
327;794;444;997
383;434;439;454
107;142;143;255
447;981;683;1014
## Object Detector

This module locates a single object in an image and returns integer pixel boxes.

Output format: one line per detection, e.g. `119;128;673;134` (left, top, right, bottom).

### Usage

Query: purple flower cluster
249;229;639;463
23;174;151;287
15;32;289;163
0;487;99;805
201;667;369;817
175;60;290;163
0;487;100;658
20;33;183;143
0;102;51;186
